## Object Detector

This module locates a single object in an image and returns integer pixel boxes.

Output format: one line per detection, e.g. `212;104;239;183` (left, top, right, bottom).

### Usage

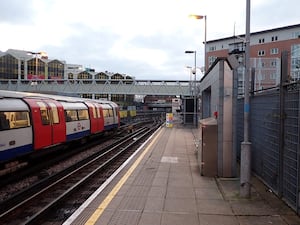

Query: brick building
205;24;300;91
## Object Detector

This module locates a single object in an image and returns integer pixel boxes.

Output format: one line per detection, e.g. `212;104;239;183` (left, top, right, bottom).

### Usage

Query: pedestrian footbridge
0;79;193;97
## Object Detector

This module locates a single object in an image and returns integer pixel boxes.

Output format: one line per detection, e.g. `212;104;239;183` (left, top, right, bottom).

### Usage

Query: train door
84;102;103;134
47;100;66;143
23;98;66;150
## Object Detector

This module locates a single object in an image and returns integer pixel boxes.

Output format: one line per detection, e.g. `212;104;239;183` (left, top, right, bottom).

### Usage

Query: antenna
233;22;236;44
234;22;236;36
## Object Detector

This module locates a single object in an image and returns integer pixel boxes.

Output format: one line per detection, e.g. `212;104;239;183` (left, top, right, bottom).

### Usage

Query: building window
271;36;278;42
48;60;64;79
258;50;265;56
270;73;277;80
78;71;92;79
95;94;108;100
95;72;109;79
0;54;18;79
292;31;300;39
271;60;277;67
208;56;217;66
270;48;279;55
111;94;125;102
259;38;265;44
27;58;45;79
68;73;74;79
291;44;300;80
208;46;216;51
81;94;93;99
111;73;124;80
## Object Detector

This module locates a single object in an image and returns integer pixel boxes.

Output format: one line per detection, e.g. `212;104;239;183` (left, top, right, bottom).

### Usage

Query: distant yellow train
119;110;128;119
119;106;137;121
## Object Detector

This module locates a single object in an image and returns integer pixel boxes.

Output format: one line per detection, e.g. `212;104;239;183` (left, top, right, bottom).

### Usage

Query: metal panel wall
236;84;300;213
250;92;280;192
283;85;300;211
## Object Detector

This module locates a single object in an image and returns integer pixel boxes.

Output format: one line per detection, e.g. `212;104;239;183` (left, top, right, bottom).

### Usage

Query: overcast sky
0;0;299;80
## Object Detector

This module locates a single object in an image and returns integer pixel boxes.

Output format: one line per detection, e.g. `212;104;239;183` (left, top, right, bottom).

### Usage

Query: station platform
63;124;300;225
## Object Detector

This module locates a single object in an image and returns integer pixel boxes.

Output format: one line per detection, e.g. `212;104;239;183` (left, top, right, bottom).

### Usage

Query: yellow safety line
85;128;163;225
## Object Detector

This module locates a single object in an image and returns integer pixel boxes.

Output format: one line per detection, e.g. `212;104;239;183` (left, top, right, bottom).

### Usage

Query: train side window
65;110;78;121
0;112;10;130
103;109;109;118
109;109;113;117
96;107;101;118
6;111;30;129
91;105;97;119
78;109;89;120
65;111;71;122
37;101;50;125
49;102;59;124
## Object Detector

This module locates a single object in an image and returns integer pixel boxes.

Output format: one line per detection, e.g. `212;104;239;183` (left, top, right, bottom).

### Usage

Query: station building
0;49;135;104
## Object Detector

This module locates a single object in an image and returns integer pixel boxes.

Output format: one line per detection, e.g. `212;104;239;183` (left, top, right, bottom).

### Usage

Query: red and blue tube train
0;90;120;163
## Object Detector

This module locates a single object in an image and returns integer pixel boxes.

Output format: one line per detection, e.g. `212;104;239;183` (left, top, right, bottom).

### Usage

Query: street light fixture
185;50;197;127
189;14;207;73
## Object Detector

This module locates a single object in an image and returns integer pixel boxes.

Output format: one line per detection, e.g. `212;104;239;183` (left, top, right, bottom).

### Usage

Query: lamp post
186;66;193;96
240;0;252;198
189;14;207;73
185;50;197;127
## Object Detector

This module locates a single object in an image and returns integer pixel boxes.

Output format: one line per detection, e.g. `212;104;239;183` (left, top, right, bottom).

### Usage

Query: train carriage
0;90;121;163
0;98;33;161
60;101;90;141
119;109;128;119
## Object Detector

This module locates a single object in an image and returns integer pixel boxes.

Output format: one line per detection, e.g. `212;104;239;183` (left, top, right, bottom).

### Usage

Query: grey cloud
251;1;299;30
39;23;202;80
0;0;35;24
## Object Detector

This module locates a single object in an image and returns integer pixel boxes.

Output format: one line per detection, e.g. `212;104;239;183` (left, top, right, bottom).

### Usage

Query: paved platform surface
65;125;300;225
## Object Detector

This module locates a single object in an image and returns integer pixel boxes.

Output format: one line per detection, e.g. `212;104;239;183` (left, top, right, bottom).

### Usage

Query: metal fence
283;83;300;210
236;53;300;213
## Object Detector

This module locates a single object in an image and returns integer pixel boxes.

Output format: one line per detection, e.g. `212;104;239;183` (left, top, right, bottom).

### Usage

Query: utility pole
240;0;252;198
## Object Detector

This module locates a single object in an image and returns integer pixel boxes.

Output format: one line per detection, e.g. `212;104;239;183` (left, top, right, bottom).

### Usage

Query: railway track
0;122;162;225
